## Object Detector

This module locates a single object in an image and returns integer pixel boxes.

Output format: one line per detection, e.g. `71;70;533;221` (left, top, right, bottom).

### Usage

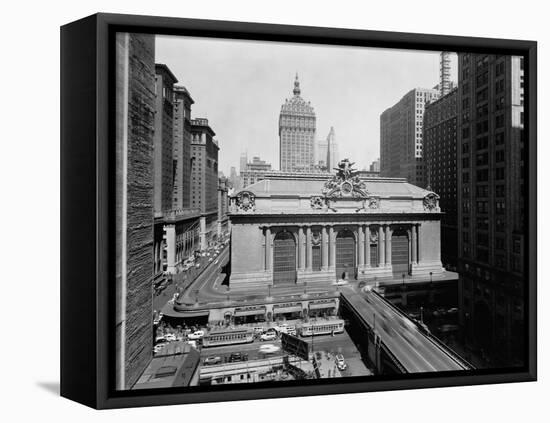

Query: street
198;330;372;377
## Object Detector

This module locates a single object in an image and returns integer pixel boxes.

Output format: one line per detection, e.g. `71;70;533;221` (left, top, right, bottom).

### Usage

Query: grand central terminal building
228;160;448;291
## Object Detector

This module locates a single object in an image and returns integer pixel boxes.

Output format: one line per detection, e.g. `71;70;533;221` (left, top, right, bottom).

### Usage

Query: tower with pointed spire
279;74;316;172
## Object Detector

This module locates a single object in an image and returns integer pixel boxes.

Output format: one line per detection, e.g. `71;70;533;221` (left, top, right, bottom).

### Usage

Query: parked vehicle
188;330;205;340
164;333;177;342
203;356;222;365
335;354;347;371
260;332;277;342
228;352;246;362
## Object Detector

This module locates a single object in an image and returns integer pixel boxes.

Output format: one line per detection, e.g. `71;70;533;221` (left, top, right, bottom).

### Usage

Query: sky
155;35;457;176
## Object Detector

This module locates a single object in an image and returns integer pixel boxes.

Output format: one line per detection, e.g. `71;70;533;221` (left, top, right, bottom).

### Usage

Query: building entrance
392;227;410;274
273;231;297;285
336;230;356;280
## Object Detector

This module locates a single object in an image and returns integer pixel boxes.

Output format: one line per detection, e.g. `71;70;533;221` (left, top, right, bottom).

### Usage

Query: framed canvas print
60;13;537;409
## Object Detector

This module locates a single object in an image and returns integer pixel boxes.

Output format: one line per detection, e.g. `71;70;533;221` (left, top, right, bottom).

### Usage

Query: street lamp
429;271;433;284
420;306;424;323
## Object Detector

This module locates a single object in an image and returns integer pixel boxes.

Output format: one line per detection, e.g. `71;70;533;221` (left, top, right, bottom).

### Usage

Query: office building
457;53;525;365
380;88;439;187
241;156;272;188
279;74;316;172
424;87;458;268
172;85;194;210
191;118;220;249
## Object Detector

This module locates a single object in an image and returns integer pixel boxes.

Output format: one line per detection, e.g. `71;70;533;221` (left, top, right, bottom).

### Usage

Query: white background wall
0;0;546;420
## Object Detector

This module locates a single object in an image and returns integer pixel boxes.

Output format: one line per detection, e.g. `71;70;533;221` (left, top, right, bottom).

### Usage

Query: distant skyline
155;35;457;176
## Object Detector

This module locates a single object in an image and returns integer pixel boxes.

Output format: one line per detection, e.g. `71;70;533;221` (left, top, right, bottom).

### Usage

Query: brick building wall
115;32;156;390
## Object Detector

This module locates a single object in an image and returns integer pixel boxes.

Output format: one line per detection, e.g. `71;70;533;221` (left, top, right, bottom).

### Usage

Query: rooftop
237;176;431;199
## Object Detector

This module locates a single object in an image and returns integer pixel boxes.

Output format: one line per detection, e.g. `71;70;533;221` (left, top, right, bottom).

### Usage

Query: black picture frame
60;12;537;409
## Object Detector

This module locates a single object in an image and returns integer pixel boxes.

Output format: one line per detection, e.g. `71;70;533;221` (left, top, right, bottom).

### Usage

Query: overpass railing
339;290;407;374
370;289;474;370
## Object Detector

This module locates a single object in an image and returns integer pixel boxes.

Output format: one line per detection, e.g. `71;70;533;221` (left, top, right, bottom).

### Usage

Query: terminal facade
229;159;447;290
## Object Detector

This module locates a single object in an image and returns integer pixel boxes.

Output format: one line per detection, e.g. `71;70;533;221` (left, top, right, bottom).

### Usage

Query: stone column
358;225;365;267
365;224;371;267
165;224;176;274
306;226;313;271
321;226;329;270
385;225;392;267
265;227;272;271
378;225;385;267
298;227;306;271
411;224;418;265
329;226;336;269
199;216;207;250
416;224;421;263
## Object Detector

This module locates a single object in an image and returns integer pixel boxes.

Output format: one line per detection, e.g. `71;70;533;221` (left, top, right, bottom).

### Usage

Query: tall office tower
424;87;458;268
153;64;178;213
191;118;220;249
115;33;156;390
172;85;194;210
380;88;439;187
325;126;339;170
279;74;316;172
457;54;525;366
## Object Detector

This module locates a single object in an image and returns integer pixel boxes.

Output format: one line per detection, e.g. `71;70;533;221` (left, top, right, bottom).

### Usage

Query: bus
299;319;345;337
202;328;255;348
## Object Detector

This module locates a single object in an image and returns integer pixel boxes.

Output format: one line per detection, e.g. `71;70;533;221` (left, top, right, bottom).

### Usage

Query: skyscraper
457;54;525;365
191;118;220;249
325;127;338;170
153;64;178;213
172;85;194;210
279;74;316;172
424;87;458;268
380;88;439;187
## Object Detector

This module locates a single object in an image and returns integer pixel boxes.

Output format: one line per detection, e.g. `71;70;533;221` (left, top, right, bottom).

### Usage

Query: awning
309;302;337;310
273;305;302;314
162;304;210;319
234;308;266;317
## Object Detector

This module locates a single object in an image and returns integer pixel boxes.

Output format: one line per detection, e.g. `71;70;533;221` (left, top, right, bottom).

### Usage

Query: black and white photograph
5;0;548;419
114;32;529;391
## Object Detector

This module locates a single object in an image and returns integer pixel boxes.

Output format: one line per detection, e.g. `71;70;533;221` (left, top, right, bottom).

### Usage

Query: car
253;327;265;334
446;307;459;314
260;332;277;341
203;356;222;365
164;333;177;342
335;354;347;371
334;279;349;286
188;330;205;340
259;344;280;354
228;352;244;362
